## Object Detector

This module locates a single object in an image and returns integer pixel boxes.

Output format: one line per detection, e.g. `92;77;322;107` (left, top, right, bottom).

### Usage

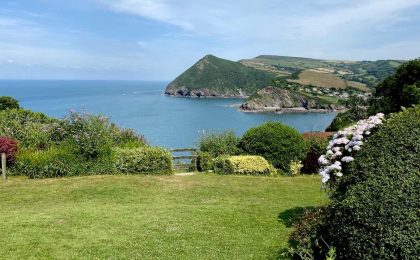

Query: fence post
1;153;6;182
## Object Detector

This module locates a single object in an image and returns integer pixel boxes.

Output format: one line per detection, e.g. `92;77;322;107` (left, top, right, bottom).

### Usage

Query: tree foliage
0;96;20;110
238;122;307;173
369;58;420;115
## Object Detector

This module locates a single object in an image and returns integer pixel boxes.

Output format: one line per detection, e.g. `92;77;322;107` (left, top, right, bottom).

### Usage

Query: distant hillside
165;55;275;97
165;54;403;99
240;55;403;89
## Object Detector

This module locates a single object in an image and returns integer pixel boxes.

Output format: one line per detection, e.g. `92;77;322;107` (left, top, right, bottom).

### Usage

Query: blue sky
0;0;419;80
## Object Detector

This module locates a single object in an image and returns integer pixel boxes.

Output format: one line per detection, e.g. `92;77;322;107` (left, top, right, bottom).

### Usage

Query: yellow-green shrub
289;160;303;176
113;147;173;175
214;155;276;175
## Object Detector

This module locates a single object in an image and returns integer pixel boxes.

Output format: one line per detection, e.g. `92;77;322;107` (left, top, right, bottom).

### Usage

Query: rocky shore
165;86;249;98
238;86;345;113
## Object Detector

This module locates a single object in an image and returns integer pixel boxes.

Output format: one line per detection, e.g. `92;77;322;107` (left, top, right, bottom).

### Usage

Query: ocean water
0;80;336;148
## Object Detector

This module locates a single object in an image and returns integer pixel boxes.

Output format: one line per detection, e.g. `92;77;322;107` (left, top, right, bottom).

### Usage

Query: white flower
318;155;329;165
341;156;354;163
318;113;385;185
352;134;364;141
353;145;361;151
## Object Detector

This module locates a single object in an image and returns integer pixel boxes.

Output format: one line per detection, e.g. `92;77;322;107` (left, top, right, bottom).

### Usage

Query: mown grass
0;174;327;259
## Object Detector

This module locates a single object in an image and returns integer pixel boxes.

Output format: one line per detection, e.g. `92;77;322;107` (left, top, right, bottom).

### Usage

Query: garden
0;58;419;259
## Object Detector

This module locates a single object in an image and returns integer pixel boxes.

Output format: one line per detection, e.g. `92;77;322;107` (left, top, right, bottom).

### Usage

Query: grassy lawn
0;174;327;259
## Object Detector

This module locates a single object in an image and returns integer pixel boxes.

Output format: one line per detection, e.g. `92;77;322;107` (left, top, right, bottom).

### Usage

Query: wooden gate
170;148;197;172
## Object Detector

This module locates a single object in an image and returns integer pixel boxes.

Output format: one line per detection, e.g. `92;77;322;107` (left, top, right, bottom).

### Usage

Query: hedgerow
113;147;173;175
213;155;276;175
13;146;82;178
322;106;420;259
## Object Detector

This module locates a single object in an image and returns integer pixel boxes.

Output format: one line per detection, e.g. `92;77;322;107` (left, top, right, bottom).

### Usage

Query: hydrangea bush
318;113;385;188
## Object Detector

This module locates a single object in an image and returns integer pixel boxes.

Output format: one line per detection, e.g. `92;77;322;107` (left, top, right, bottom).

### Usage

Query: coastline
164;93;249;99
238;106;345;114
166;94;344;114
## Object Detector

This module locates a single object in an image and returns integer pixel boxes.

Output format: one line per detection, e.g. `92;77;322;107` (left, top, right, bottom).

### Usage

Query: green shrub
12;146;82;178
213;155;276;175
110;124;147;148
238;122;307;173
198;131;241;157
196;151;213;172
301;135;329;174
0;109;57;148
322;106;420;259
0;96;19;110
62;111;113;159
113;147;173;175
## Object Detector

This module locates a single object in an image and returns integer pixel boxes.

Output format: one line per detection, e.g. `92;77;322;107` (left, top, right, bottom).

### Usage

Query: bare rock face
240;86;344;112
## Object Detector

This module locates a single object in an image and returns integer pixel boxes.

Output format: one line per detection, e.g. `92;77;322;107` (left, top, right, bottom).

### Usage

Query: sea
0;80;336;148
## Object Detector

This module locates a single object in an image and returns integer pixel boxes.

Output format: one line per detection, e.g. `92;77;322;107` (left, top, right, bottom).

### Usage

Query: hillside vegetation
166;54;402;101
240;55;403;88
165;55;275;97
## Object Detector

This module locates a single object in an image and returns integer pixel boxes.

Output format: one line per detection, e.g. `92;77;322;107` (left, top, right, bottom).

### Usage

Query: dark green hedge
323;106;420;259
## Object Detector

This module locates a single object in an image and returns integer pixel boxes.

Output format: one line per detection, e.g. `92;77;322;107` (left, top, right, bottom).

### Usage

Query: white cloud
98;0;420;39
294;0;420;36
1;0;420;79
99;0;194;30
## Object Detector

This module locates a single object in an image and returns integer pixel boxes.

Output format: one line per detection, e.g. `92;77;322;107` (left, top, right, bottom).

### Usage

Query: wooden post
1;153;6;182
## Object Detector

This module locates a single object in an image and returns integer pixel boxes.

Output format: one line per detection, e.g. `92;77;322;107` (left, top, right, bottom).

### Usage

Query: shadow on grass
275;206;317;259
277;206;315;227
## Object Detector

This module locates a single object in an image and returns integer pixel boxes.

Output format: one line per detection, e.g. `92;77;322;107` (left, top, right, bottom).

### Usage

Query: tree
0;96;20;111
369;58;420;114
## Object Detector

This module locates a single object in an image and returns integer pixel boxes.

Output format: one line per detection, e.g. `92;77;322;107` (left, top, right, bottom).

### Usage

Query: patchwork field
288;70;347;89
0;174;327;259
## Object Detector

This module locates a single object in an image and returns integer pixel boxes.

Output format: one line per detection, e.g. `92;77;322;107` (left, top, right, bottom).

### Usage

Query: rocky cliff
240;86;345;112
